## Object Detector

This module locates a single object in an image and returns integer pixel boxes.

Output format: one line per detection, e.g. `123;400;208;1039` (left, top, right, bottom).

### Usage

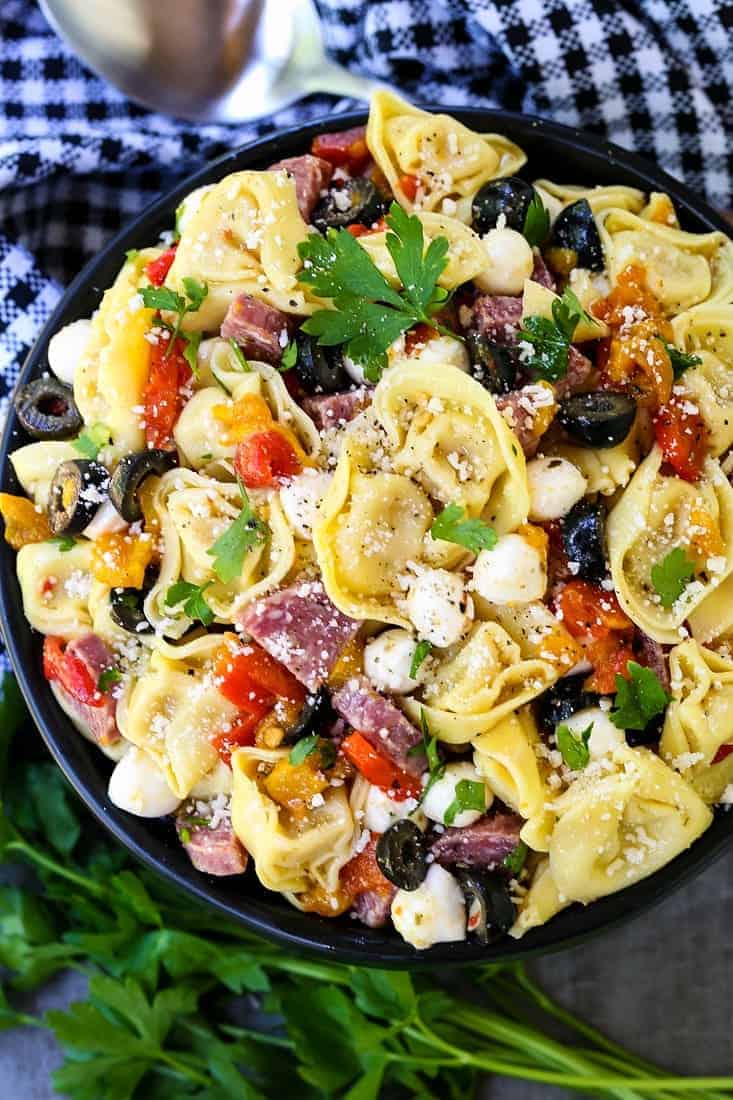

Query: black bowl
2;108;731;967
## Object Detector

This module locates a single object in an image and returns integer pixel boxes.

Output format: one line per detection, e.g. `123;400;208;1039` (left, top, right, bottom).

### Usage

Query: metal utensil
38;0;389;122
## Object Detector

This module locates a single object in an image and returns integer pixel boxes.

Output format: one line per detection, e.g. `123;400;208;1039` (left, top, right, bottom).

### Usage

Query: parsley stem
4;841;106;898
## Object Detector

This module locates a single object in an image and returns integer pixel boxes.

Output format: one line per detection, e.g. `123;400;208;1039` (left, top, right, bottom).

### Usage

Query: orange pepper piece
91;530;154;588
0;492;51;549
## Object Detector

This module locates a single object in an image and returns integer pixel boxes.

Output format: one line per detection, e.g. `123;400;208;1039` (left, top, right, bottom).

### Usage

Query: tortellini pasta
472;707;546;822
367;91;525;213
10;441;80;509
230;746;357;894
358;213;490;291
17;541;94;638
608;446;733;643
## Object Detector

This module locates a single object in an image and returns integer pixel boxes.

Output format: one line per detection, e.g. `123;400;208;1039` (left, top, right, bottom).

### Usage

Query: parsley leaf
518;286;592;382
182;330;201;376
298;201;454;383
430;503;497;553
138;285;183;313
503;840;528;876
522;191;550;247
610;661;671;730
279;342;297;372
289;734;320;765
651;547;696;609
409;639;432;679
444;779;486;826
125;248;139;263
412;709;444;802
229;338;251;372
47;535;75;552
660;338;702;379
164;580;214;626
140;278;208;363
97;668;121;694
207;484;269;584
72;422;111;460
556;721;593;770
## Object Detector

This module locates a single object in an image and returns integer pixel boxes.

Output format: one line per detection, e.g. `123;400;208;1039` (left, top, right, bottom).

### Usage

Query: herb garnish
139;277;208;361
289;734;336;768
610;661;671;731
297;202;455;382
279;342;297;372
409;709;444;803
444;778;486;826
409;639;432;679
207;483;269;584
47;535;76;552
556;721;593;770
651;547;696;609
97;668;122;693
125;248;139;263
522;191;550;247
72;422;111;460
165;580;214;626
430;502;497;553
504;840;529;876
660;338;702;378
228;338;251;372
518;286;592;382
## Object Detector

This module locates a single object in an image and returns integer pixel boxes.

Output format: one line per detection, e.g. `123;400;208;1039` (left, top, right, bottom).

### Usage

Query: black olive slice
546;198;604;273
312;178;387;234
626;711;665;748
109;449;178;523
109;563;157;634
48;459;109;534
562;500;606;583
465;331;518;394
455;869;515;944
283;686;335;744
471;177;535;236
558;392;637;448
293;332;349;395
376;819;428;892
15;377;83;440
536;674;599;731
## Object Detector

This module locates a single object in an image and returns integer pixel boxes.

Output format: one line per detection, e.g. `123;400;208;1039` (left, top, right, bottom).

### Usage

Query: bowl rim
2;104;731;968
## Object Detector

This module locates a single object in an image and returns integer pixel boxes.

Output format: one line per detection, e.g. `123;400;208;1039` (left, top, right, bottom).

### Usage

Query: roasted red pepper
42;636;103;708
311;126;370;174
233;429;302;489
144;245;178;287
143;335;192;448
340;732;421;800
654;397;708;482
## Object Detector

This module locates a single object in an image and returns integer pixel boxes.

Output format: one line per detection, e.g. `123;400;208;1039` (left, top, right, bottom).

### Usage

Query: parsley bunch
518;286;593;382
297;203;455;382
2;675;730;1099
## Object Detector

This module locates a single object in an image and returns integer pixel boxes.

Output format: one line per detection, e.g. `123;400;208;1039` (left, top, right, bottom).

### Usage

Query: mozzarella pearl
343;354;366;385
405;569;472;648
422;760;492;827
560;706;625;762
527;456;588;521
391;864;467;950
47;319;93;386
363;784;423;833
83;499;128;541
474;228;534;295
108;746;181;818
413;334;470;372
472;533;547;605
364;628;421;694
279;470;332;540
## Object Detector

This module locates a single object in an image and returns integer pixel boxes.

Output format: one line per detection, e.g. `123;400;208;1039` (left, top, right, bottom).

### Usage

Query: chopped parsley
228;338;251;372
279;342;298;372
207;483;269;584
660;339;702;379
410;709;444;803
72;422;111;460
183;330;201;376
651;547;696;609
47;535;76;552
556;721;593;771
503;840;528;876
125;248;140;263
409;639;432;679
139;277;208;362
522;191;550;247
288;734;336;768
610;661;671;731
518;286;592;382
165;580;214;626
97;668;122;693
430;503;497;554
298;201;455;382
444;779;486;826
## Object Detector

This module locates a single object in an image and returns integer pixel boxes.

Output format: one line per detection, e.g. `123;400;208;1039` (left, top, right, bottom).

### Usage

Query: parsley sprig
522;191;550;247
610;661;671;731
207;483;269;584
518;286;593;382
651;547;696;609
556;721;593;770
430;502;497;553
297;202;455;382
165;579;214;626
0;673;728;1099
444;778;486;826
409;639;432;679
139;277;208;365
72;422;111;460
660;338;702;379
410;709;444;802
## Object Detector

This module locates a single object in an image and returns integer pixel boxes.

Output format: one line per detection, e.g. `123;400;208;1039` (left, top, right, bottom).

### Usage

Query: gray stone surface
2;849;732;1098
